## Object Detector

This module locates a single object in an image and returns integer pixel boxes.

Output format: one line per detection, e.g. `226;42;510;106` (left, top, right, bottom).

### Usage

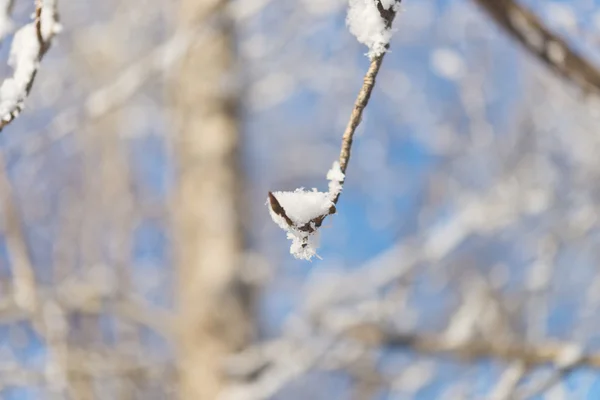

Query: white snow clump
268;161;345;261
0;0;60;122
347;0;400;58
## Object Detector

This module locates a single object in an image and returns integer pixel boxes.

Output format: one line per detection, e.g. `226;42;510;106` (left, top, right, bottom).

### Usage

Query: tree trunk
171;1;251;399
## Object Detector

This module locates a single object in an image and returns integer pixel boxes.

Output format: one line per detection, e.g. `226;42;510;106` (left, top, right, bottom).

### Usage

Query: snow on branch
347;0;401;58
267;162;342;261
0;0;60;131
267;1;401;261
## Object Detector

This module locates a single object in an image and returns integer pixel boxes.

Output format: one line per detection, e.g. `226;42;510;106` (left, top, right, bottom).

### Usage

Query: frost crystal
347;0;400;57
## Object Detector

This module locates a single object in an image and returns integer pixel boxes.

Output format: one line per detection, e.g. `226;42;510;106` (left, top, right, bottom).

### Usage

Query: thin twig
335;1;400;204
34;0;44;48
265;1;401;246
337;55;385;182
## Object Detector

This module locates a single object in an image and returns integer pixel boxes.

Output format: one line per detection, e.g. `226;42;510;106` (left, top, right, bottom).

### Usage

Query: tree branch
473;0;600;95
0;152;37;313
349;325;589;370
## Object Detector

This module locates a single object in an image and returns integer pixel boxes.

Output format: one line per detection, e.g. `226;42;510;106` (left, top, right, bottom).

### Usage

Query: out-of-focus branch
473;0;600;94
0;0;15;44
0;0;60;131
10;3;269;157
0;153;36;313
335;55;384;200
41;301;68;398
489;362;527;400
222;338;337;400
14;25;203;157
350;325;587;370
514;369;571;400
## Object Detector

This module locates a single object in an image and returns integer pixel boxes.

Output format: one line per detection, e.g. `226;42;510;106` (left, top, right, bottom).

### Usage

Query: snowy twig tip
268;161;346;261
267;189;331;261
347;0;401;58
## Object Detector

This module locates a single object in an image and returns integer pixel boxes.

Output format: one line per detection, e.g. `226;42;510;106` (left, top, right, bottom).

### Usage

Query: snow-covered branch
347;0;401;58
267;162;342;260
0;0;60;131
267;1;401;260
